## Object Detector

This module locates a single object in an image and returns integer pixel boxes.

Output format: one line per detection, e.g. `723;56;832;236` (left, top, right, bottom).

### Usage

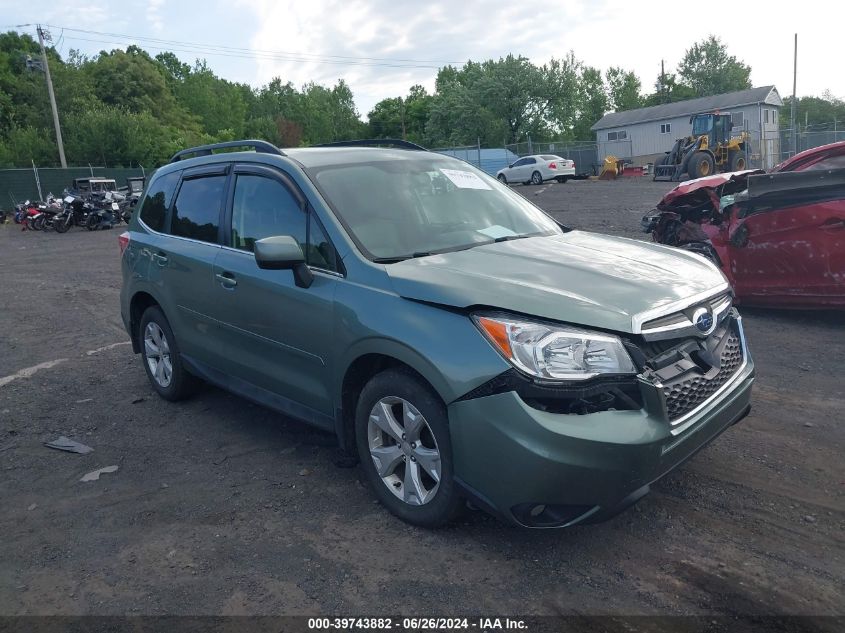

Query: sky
1;0;842;117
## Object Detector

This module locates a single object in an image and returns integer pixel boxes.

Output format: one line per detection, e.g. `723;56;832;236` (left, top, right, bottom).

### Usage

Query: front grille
663;331;743;421
640;292;732;341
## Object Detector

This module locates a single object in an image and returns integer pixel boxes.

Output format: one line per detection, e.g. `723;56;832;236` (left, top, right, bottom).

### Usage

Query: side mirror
508;163;514;169
254;235;313;288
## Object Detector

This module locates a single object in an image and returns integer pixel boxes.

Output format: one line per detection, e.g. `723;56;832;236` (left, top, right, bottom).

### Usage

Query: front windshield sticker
477;225;517;239
439;168;492;190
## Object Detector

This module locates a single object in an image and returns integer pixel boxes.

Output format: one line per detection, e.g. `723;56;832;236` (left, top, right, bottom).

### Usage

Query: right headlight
472;314;636;381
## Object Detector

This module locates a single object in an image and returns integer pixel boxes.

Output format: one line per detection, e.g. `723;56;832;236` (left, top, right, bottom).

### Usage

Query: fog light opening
529;504;546;518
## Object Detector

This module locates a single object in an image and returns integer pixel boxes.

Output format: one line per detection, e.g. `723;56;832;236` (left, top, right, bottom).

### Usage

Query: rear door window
171;175;227;243
138;171;180;233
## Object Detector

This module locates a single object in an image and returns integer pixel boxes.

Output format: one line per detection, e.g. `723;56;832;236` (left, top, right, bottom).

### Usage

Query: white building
591;86;784;169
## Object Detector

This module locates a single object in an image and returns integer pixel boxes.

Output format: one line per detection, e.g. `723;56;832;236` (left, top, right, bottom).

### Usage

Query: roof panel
591;86;779;131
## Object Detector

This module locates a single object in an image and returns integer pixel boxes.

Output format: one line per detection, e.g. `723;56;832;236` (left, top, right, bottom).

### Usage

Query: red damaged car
643;141;845;308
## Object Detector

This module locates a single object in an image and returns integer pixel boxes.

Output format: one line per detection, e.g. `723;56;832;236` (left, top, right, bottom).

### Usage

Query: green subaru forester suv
120;139;754;528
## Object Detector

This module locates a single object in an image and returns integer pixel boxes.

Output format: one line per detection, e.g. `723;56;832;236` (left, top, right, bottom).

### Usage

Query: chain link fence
432;145;520;176
776;125;845;164
434;141;600;178
741;123;844;170
1;165;148;207
504;141;599;176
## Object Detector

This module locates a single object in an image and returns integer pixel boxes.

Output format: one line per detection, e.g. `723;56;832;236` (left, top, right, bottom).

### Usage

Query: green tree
676;35;751;97
368;97;406;139
605;67;642;112
173;60;247;136
84;47;195;129
367;85;433;144
541;53;582;140
573;66;608;140
781;93;845;129
0;125;58;166
643;70;696;106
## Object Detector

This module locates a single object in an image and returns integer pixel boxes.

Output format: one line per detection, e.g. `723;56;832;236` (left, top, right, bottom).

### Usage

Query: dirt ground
0;178;842;618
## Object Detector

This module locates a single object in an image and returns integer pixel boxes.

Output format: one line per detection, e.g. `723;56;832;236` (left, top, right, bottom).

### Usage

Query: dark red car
643;142;845;308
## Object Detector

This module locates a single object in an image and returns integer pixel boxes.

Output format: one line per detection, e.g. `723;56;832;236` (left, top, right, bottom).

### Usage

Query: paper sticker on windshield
439;169;491;190
477;225;517;239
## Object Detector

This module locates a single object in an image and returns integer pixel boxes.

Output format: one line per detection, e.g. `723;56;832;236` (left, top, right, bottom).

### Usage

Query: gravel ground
0;178;842;618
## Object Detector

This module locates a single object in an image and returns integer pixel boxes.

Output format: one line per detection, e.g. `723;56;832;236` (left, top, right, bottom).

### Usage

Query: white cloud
241;0;842;115
147;0;166;33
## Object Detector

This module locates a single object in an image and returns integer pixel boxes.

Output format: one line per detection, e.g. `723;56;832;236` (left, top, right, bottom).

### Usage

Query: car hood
387;232;727;333
660;170;764;206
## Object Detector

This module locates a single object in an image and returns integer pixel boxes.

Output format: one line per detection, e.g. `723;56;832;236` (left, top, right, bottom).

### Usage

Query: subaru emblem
692;307;715;335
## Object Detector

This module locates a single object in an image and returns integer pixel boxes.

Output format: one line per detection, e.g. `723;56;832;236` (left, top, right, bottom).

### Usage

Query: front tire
531;171;543;185
497;174;508;184
355;369;461;528
688;151;715;179
139;306;197;401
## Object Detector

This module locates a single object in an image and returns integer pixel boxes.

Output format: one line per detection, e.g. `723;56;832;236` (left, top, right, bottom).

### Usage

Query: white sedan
496;155;576;185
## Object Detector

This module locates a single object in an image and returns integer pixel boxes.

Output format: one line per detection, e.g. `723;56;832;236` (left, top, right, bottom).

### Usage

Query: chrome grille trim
639;291;733;342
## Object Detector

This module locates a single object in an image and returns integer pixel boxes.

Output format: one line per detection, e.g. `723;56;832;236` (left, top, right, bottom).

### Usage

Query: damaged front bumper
448;314;755;528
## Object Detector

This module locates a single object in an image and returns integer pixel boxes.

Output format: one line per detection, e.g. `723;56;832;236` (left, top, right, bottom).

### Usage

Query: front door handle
819;218;845;231
215;272;237;288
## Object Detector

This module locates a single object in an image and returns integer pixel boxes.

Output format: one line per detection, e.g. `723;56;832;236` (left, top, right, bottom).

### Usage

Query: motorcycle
84;194;120;231
52;193;92;233
13;200;46;231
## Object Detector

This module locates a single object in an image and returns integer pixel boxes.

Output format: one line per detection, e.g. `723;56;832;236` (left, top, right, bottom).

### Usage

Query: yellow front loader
654;113;749;181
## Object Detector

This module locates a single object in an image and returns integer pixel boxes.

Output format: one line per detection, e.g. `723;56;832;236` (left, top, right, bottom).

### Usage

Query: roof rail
169;139;284;163
312;138;428;151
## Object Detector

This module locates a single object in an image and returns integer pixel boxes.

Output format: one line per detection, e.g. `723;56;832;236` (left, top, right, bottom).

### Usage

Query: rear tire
355;369;461;528
531;171;543;185
688;152;715;179
139;306;198;402
728;151;747;172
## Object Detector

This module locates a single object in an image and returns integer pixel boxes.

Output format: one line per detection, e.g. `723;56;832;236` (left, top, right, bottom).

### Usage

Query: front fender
331;286;511;409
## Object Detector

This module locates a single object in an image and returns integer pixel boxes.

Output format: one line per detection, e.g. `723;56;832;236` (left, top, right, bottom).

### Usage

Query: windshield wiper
372;251;433;264
493;234;532;243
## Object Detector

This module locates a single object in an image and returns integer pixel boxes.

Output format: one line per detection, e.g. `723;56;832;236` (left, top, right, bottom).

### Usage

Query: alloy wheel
367;396;441;506
144;322;173;388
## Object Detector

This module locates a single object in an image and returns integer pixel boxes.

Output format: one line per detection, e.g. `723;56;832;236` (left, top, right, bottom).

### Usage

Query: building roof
591;86;782;131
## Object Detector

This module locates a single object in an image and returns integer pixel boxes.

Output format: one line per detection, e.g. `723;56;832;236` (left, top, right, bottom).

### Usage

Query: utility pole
660;59;666;103
36;25;67;168
790;33;797;158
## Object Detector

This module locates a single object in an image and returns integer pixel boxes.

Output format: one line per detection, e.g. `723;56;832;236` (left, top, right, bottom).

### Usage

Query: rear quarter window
138;171;180;232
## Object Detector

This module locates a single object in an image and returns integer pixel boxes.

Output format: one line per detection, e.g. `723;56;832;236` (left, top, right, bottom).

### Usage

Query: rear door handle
819;218;845;231
215;272;237;288
151;251;168;265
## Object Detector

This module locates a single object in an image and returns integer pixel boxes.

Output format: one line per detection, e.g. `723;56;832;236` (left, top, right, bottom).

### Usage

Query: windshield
692;116;713;136
309;158;561;260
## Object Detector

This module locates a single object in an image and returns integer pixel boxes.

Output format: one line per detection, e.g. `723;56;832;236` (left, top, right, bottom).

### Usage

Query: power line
45;24;467;67
59;34;448;69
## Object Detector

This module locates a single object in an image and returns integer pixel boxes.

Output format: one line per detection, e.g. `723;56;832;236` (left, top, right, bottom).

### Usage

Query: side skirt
181;354;336;434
